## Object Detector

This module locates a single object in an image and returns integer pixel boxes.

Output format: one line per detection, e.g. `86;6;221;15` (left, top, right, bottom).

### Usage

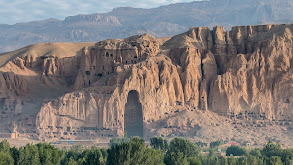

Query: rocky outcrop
1;24;293;141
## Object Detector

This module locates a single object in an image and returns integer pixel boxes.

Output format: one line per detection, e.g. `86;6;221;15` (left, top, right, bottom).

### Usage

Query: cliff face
161;24;293;121
1;24;293;141
208;25;293;121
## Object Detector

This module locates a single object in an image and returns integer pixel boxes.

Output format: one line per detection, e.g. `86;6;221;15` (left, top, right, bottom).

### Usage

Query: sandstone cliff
1;24;293;144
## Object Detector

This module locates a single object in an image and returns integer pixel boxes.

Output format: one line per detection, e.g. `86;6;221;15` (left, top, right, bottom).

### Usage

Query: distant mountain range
1;0;293;53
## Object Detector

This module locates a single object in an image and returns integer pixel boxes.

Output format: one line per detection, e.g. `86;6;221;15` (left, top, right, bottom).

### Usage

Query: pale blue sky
0;0;199;25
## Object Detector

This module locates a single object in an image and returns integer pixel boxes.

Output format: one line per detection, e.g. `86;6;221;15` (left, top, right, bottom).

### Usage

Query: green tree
70;145;83;154
208;148;215;157
262;141;282;158
236;156;248;165
0;140;13;165
0;140;11;153
267;156;282;165
210;141;223;148
247;155;264;165
218;156;228;165
164;152;189;165
169;137;201;157
100;148;108;160
226;145;247;156
280;148;293;164
0;151;14;165
81;146;106;165
188;156;202;165
11;146;20;165
227;157;237;165
195;142;207;148
150;136;169;152
249;149;262;157
37;143;62;165
198;154;217;165
64;157;78;165
61;145;83;165
109;137;130;147
18;143;41;165
164;138;202;165
107;137;164;165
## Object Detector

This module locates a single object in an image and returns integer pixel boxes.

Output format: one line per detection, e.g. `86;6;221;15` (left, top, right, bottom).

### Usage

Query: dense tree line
0;138;293;165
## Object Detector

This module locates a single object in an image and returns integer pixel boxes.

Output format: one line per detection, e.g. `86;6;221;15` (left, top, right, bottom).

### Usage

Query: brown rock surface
1;24;293;146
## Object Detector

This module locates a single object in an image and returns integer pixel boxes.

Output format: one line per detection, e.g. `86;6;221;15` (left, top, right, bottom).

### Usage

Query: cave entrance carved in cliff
124;90;143;138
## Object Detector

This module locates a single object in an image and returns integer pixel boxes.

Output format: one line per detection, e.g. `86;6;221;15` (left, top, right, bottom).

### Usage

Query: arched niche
124;90;143;138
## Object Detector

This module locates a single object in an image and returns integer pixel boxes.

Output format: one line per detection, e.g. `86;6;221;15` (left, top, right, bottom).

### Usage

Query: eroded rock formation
1;24;293;142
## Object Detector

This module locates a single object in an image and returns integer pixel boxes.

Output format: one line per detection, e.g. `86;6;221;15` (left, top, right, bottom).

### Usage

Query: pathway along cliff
1;24;293;146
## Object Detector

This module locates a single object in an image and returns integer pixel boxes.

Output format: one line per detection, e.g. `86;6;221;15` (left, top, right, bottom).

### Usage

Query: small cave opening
124;90;143;138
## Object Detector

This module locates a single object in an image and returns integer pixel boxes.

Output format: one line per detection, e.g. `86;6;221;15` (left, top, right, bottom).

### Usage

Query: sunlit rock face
1;24;293;141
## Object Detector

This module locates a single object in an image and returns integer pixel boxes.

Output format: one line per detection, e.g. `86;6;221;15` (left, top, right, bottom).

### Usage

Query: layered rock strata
0;24;293;141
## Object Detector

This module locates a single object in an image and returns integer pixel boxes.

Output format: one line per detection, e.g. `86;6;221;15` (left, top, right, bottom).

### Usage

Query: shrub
210;140;223;148
150;136;169;152
226;145;247;156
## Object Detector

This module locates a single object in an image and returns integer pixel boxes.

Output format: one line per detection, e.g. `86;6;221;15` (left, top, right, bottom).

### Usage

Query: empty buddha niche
124;90;143;138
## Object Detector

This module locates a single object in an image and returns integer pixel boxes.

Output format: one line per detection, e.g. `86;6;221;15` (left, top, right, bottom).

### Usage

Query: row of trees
0;137;292;165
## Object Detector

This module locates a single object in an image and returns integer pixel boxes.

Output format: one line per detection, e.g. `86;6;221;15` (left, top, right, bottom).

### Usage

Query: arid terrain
1;0;293;53
1;24;293;147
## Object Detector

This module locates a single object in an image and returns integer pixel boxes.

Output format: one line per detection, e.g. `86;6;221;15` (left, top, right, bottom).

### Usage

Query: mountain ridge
1;0;293;53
